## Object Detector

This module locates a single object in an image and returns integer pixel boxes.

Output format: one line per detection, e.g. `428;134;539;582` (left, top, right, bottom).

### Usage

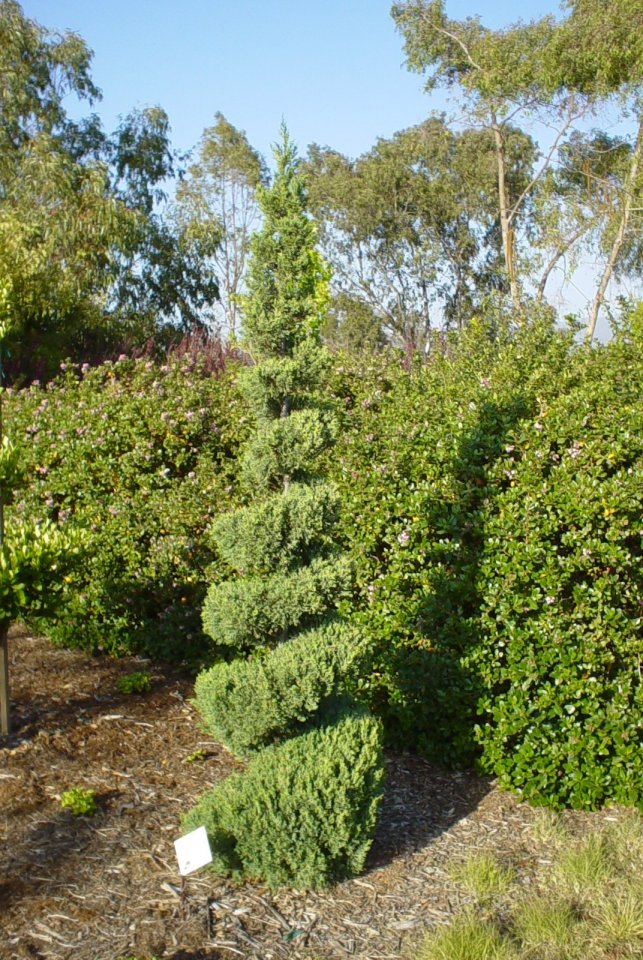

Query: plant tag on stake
174;826;212;876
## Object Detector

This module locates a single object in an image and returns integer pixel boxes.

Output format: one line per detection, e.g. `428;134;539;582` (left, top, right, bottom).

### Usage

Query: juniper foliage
183;702;384;890
194;621;365;758
188;128;384;888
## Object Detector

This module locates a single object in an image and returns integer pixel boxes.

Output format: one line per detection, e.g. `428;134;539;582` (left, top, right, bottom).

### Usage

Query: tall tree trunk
492;114;522;315
587;119;642;341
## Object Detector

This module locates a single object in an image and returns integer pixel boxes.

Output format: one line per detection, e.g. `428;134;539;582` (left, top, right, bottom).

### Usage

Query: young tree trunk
0;370;7;735
587;119;642;341
492;114;522;315
0;625;9;735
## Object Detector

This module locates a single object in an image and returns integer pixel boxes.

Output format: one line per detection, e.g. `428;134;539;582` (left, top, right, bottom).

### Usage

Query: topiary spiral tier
184;129;384;889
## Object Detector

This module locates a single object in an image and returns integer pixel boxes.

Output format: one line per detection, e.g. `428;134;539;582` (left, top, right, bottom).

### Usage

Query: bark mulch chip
0;628;626;960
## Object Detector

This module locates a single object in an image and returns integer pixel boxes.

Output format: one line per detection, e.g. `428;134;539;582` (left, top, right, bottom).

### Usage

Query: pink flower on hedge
568;441;582;459
397;529;410;546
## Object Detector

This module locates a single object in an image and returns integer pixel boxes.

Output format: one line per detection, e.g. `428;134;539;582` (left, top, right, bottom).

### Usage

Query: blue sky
19;2;638;333
23;0;566;161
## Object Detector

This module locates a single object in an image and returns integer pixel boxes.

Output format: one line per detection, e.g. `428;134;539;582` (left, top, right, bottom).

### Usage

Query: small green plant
449;852;515;903
116;955;161;960
183;749;205;763
60;788;97;816
117;671;152;694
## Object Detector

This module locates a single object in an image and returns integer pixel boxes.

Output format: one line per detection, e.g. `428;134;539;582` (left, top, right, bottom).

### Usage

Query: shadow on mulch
3;629;193;746
367;753;492;869
5;680;187;743
0;791;123;912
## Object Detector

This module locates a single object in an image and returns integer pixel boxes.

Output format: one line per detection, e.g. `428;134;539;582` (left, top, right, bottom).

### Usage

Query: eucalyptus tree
391;1;588;315
534;130;637;305
550;0;642;338
0;1;218;380
391;0;642;333
305;117;536;349
175;114;268;337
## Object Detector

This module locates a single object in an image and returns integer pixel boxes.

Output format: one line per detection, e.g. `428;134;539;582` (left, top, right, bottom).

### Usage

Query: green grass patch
416;914;516;960
413;814;642;960
449;853;515;903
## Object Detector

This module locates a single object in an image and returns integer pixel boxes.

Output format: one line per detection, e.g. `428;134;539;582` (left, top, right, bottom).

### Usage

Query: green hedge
326;313;579;767
326;307;642;808
8;354;247;658
472;312;643;808
183;701;384;889
194;621;363;757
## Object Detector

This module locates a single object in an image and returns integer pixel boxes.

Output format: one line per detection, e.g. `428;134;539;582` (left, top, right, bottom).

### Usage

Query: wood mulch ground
0;628;626;960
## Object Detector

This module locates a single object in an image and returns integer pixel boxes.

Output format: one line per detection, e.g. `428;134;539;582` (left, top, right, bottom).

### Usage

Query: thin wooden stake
0;625;9;735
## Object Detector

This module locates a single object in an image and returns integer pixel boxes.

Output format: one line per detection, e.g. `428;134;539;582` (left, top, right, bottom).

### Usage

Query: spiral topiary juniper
185;127;384;889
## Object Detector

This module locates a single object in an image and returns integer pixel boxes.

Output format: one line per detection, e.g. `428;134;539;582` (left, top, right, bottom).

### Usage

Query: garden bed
0;629;629;960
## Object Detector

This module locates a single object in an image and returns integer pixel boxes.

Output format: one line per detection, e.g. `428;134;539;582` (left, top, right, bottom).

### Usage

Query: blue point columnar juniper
183;128;384;890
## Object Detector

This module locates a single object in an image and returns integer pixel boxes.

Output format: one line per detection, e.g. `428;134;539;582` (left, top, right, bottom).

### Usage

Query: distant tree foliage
392;0;642;334
305;118;535;349
175;113;268;338
0;0;218;382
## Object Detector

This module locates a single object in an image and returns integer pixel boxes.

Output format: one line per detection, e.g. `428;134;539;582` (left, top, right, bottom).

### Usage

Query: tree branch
587;118;642;341
508;96;585;226
419;8;483;72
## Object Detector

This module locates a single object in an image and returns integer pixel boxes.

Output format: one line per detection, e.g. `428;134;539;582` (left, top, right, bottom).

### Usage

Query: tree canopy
0;0;218;381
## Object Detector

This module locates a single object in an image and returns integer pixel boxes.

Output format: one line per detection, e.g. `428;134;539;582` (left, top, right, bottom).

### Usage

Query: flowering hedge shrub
472;310;642;808
326;314;579;767
326;307;642;807
9;353;248;659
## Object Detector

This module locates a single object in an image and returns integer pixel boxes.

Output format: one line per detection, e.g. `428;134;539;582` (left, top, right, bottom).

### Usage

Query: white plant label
174;826;212;876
